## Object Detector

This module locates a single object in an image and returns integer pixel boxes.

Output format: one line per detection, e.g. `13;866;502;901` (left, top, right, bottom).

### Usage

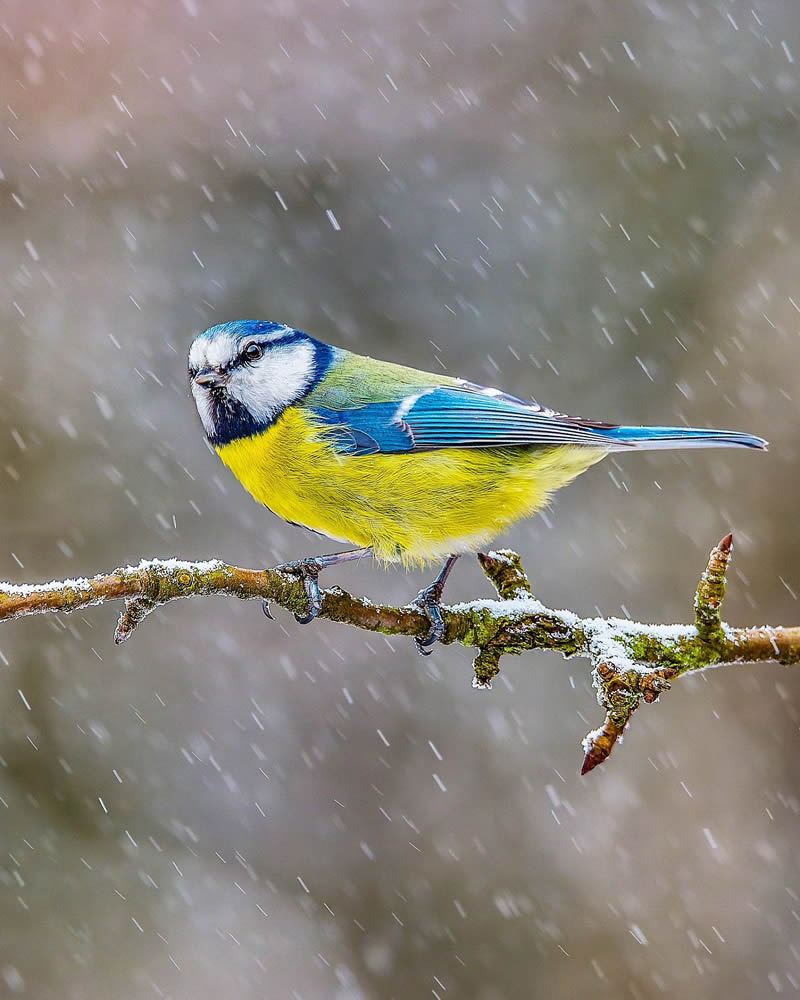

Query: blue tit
188;320;767;652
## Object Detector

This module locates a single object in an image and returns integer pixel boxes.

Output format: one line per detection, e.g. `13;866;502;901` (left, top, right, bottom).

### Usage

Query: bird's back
304;347;455;408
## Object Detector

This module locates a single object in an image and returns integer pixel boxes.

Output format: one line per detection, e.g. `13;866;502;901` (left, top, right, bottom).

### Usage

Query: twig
1;537;797;775
694;532;733;643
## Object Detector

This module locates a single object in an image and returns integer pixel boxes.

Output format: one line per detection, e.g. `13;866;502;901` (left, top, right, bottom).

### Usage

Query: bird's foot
411;554;459;655
412;581;448;656
262;548;374;625
274;557;325;624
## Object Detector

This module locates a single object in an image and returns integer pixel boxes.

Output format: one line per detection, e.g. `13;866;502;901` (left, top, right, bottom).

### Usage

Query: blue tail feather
596;425;768;451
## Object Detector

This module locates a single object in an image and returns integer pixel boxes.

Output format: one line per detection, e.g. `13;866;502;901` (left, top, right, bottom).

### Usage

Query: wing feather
312;382;621;455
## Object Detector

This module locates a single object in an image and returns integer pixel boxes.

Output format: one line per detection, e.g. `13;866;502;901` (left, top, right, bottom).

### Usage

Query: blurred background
1;0;798;996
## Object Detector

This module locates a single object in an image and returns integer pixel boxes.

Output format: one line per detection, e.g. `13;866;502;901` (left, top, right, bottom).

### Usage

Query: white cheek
227;342;314;422
191;383;217;437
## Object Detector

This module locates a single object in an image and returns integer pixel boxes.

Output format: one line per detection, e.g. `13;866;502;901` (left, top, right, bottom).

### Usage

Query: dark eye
243;342;262;362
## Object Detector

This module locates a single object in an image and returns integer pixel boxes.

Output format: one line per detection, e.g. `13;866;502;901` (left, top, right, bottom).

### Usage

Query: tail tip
602;426;768;451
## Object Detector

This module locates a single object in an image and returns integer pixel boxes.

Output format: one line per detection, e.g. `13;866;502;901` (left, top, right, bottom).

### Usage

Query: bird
188;319;767;653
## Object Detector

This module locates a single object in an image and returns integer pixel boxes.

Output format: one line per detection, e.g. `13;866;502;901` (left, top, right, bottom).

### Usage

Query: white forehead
188;326;293;370
189;332;237;370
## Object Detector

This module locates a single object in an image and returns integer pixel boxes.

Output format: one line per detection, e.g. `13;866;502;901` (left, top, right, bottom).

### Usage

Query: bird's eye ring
243;342;263;362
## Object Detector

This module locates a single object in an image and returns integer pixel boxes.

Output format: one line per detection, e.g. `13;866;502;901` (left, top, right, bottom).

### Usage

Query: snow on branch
0;536;797;774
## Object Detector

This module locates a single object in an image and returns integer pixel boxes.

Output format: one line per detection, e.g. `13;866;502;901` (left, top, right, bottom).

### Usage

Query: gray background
1;1;798;997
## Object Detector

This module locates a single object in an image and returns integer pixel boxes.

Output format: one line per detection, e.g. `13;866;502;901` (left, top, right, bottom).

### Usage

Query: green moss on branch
0;534;797;775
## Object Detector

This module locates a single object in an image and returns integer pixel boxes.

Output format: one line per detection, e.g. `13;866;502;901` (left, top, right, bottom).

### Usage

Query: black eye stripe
189;330;300;379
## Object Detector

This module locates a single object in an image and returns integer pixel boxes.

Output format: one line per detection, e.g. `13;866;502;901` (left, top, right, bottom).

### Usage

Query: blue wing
311;382;622;456
310;381;767;456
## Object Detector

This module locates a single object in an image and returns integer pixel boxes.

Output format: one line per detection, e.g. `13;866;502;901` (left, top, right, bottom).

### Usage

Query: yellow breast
215;407;607;567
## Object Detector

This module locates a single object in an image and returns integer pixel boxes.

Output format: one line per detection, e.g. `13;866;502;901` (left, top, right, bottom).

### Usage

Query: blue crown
199;320;290;341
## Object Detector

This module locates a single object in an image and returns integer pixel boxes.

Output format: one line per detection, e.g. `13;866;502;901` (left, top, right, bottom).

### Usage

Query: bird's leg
413;554;460;655
263;547;373;624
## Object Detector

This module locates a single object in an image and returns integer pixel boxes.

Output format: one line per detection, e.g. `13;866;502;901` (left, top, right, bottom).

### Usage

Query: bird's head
188;320;332;445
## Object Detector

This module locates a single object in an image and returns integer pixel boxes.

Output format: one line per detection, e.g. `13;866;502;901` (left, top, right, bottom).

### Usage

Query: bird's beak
193;368;227;388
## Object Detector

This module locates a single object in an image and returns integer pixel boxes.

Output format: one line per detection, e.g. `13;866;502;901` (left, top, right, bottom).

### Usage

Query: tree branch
1;537;797;774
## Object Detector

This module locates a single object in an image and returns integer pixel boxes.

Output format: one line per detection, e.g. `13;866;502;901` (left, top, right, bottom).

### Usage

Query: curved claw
262;599;275;620
415;635;438;656
413;587;446;655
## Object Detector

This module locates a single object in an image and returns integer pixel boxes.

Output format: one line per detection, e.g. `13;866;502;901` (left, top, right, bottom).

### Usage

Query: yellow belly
216;408;607;567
